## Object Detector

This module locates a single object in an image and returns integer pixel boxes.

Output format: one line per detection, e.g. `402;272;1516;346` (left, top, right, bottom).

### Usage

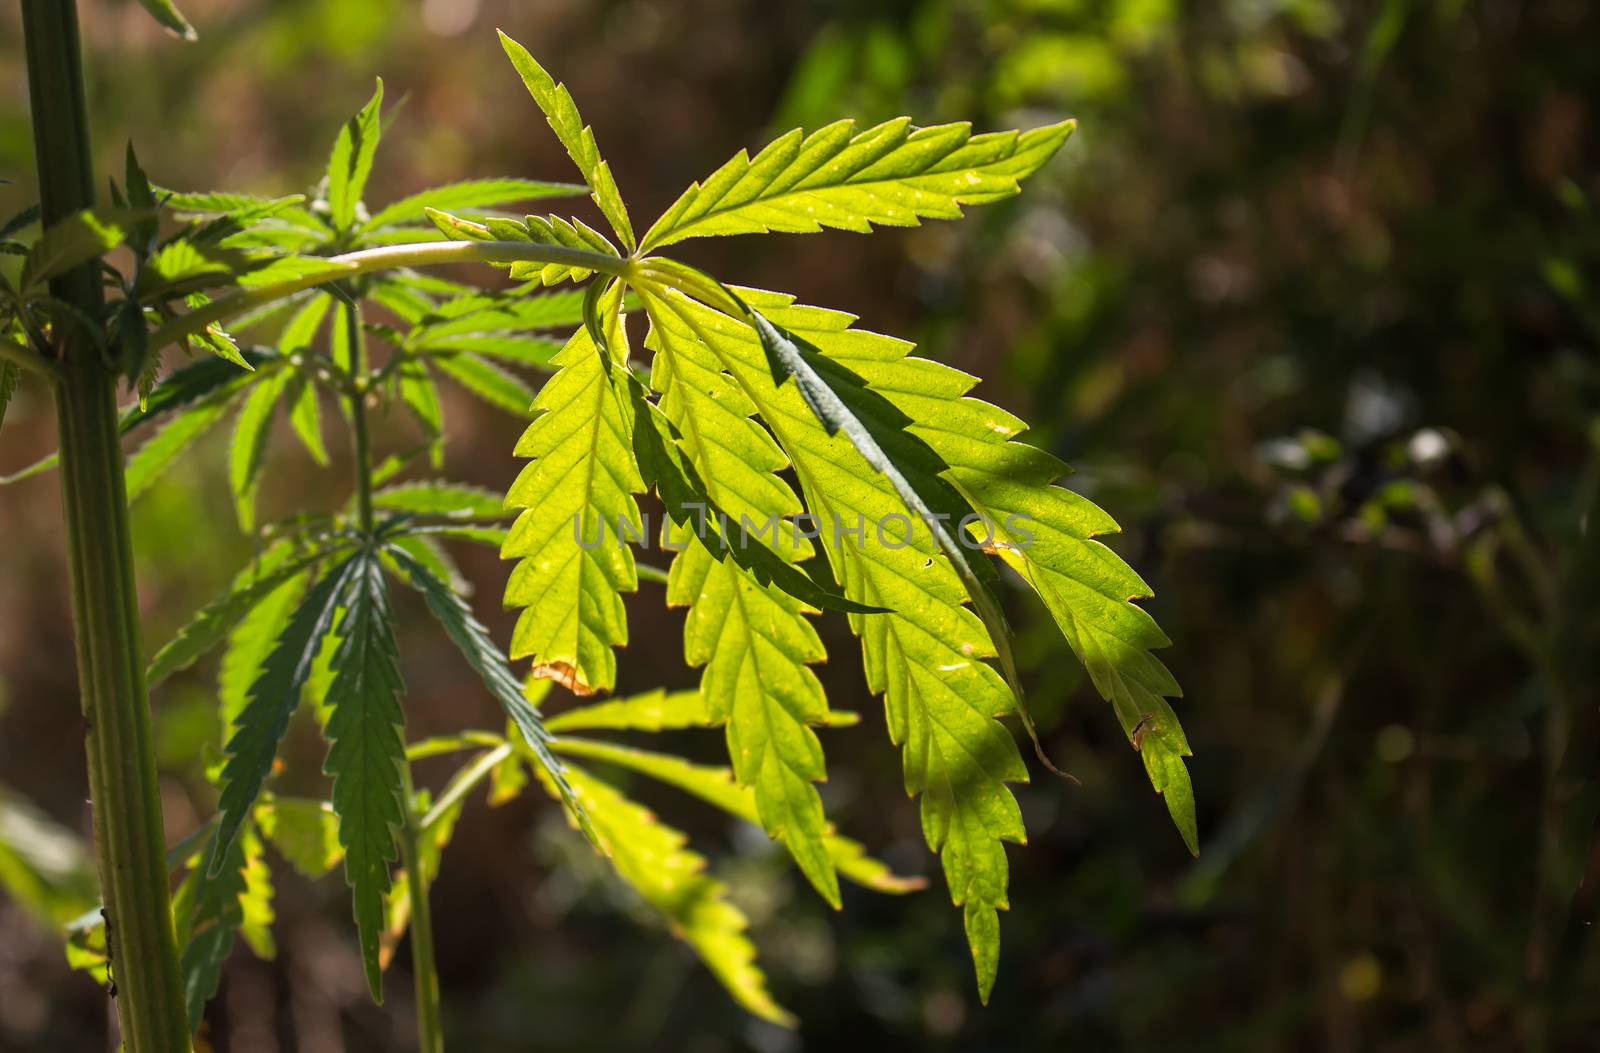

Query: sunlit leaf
642;117;1074;250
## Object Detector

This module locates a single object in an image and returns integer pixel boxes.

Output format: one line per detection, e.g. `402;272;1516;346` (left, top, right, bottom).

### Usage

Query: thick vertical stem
22;2;191;1050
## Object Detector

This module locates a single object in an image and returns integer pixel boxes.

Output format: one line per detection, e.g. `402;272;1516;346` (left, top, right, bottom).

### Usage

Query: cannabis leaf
641;117;1075;250
372;480;507;520
228;368;293;531
544;688;716;734
326;79;384;231
500;311;644;695
466;34;1189;1004
385;545;588;840
538;761;792;1025
638;286;1027;998
363;177;583;232
550;733;924;895
321;550;408;1001
174;826;272;1032
641;301;843;904
497;32;635;251
211;555;358;874
256;797;342;880
146;546;339;687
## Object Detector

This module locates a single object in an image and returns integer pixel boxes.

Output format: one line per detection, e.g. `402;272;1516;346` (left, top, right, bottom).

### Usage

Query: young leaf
326;80;384;231
321;551;407;1002
541;762;793;1025
384;545;590;843
0;203;40;242
499;322;644;694
139;239;250;297
126;348;270;430
641;117;1074;250
424;207;620;288
364;177;583;231
210;556;359;874
497;32;636;251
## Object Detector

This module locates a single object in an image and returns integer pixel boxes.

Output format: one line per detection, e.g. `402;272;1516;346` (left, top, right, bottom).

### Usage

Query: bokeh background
2;0;1599;1050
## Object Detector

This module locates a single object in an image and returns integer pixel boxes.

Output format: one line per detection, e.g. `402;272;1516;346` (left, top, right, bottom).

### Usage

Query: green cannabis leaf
500;300;643;695
326;80;385;232
385;545;589;841
321;551;408;1001
641;117;1074;250
210;555;358;875
538;761;793;1025
497;32;635;252
479;36;1188;1004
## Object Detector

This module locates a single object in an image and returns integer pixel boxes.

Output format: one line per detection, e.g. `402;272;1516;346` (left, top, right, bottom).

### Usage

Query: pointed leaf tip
137;0;197;40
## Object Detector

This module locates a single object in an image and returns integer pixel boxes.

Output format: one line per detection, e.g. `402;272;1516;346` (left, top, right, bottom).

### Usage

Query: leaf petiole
148;240;637;352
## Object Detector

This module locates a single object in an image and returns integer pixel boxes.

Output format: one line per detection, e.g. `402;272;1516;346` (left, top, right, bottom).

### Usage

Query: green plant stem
344;303;376;532
0;336;62;380
398;768;444;1053
406;731;507;761
22;3;191;1050
339;310;443;1051
420;745;514;831
149;241;635;351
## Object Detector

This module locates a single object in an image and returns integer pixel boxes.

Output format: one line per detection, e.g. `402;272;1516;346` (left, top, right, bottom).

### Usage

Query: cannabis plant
3;2;1193;1048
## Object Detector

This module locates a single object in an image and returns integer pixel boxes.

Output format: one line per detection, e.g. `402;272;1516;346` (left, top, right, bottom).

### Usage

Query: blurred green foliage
1;0;1597;1050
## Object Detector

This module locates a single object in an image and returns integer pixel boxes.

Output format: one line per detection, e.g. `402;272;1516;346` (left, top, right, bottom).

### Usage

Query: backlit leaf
642;117;1074;250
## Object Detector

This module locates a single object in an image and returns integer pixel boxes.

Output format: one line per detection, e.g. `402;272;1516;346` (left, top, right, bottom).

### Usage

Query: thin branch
0;335;63;382
420;743;514;832
148;240;636;351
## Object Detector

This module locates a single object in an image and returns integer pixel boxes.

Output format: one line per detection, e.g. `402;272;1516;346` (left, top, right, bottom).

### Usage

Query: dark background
2;0;1598;1050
